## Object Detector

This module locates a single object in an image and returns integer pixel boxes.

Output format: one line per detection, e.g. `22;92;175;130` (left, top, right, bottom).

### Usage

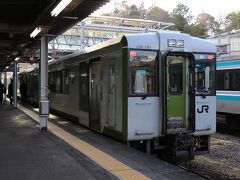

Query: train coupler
157;134;195;164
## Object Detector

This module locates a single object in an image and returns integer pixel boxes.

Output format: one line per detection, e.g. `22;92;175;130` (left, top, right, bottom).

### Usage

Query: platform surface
0;102;203;180
0;102;115;180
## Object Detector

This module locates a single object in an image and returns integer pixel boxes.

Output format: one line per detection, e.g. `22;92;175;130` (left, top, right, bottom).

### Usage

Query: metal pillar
4;71;7;101
39;36;49;130
13;62;17;108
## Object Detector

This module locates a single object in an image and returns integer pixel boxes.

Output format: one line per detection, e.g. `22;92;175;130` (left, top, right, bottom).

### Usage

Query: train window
217;69;240;91
79;62;89;112
216;71;224;90
233;71;240;90
54;71;63;93
49;72;55;92
167;57;183;95
129;50;158;96
63;69;70;94
194;54;216;95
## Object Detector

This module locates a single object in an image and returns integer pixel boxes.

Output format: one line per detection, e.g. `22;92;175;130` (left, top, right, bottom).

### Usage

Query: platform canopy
0;0;109;71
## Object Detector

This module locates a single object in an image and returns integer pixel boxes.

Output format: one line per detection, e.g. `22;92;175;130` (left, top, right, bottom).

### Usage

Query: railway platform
0;101;202;180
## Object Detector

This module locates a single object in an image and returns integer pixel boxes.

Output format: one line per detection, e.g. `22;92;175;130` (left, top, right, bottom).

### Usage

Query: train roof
125;31;216;53
217;54;240;62
49;30;216;65
216;54;240;70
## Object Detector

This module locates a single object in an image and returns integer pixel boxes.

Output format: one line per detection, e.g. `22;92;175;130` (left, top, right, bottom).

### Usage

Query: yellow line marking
18;104;150;180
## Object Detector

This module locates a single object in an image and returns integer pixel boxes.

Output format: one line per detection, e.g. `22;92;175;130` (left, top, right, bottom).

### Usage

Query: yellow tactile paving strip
18;104;150;180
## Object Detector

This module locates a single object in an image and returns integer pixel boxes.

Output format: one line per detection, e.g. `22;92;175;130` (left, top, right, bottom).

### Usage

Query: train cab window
194;54;216;95
129;50;158;96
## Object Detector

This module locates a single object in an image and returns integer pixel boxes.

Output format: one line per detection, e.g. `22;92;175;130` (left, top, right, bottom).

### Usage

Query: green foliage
189;23;208;38
196;13;223;34
146;6;171;22
170;3;193;32
225;11;240;31
111;1;145;19
171;3;193;23
100;1;237;37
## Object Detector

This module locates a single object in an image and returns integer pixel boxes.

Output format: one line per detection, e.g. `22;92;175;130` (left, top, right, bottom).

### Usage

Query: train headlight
168;39;184;47
177;40;184;47
168;39;177;46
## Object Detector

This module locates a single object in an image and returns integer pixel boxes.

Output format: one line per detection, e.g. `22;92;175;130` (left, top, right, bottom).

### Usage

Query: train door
90;61;101;130
107;64;116;128
165;54;194;134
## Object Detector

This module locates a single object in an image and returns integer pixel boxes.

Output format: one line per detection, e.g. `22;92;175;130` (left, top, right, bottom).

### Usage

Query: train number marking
197;105;209;113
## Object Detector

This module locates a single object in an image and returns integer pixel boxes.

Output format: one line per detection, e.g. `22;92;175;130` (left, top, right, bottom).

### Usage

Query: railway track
178;165;211;179
181;133;240;179
217;126;240;137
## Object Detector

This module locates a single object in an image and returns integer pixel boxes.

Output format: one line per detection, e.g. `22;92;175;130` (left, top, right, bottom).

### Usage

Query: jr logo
197;105;209;113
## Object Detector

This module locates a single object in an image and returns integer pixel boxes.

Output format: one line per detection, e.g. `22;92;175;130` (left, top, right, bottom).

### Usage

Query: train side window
218;69;240;91
129;50;158;96
233;70;240;90
55;71;63;93
224;72;231;90
49;72;55;92
216;71;224;90
79;62;89;112
63;69;70;94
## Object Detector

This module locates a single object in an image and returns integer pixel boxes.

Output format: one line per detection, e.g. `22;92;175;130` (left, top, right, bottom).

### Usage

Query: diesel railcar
20;31;216;162
217;55;240;129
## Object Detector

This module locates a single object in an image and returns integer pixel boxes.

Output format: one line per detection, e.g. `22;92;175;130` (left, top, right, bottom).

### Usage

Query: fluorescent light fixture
15;57;20;61
51;0;72;17
30;27;41;38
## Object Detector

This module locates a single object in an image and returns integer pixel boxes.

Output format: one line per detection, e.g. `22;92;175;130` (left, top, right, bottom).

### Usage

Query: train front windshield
128;50;158;96
194;54;216;95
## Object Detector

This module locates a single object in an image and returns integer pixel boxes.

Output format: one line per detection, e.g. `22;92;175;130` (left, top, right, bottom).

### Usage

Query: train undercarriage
128;134;210;164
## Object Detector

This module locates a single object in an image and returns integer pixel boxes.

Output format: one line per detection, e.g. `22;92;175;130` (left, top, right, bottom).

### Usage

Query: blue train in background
217;55;240;129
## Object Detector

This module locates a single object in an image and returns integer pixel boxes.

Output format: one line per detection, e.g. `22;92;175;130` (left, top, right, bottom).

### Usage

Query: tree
196;13;215;28
128;5;141;19
189;23;208;38
225;11;240;31
196;13;223;34
110;1;146;19
146;6;171;22
170;3;193;32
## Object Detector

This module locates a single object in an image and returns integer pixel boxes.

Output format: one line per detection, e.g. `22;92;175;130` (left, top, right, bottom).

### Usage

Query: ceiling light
51;0;72;17
30;27;41;38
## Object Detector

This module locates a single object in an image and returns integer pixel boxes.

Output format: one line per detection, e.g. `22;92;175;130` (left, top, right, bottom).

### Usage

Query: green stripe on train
217;95;240;101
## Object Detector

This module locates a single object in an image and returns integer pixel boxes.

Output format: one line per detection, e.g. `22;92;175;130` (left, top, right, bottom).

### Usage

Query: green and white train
21;31;217;162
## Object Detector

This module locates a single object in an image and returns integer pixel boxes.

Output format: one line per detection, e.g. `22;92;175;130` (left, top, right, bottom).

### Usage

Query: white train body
21;31;217;160
216;56;240;129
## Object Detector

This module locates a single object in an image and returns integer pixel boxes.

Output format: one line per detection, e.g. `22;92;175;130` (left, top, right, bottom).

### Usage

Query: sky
93;0;240;19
